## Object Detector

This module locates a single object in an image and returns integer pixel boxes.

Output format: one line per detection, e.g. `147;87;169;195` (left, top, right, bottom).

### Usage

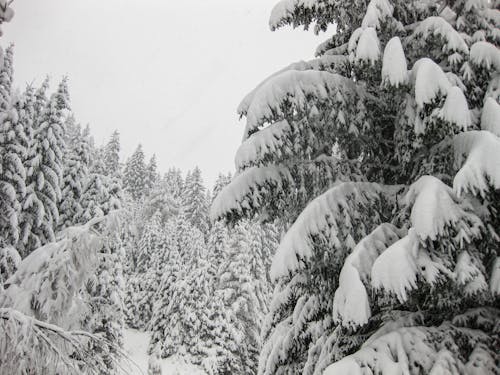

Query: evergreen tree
0;47;28;247
19;78;69;256
164;167;184;199
123;144;147;200
146;153;158;194
103;130;121;176
59;120;91;230
182;166;209;235
213;1;500;374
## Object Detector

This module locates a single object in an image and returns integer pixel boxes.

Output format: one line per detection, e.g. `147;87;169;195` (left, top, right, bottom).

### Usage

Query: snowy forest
0;0;499;374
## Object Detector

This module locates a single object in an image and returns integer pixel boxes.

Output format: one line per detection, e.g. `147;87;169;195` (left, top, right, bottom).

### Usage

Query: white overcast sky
4;0;330;186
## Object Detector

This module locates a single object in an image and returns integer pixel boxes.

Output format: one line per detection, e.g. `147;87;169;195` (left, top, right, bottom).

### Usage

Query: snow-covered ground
121;329;206;375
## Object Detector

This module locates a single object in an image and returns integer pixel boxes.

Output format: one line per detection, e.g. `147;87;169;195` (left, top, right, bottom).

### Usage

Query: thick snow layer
121;329;205;375
210;165;292;220
439;86;471;130
382;37;408;87
412;58;451;107
235;120;290;169
470;41;500;71
244;70;353;135
453;130;500;197
413;16;468;54
270;182;398;280
238;55;347;119
454;251;487;296
361;0;394;29
355;27;380;64
480;97;500;136
405;175;477;242
332;223;405;328
268;0;320;30
371;230;420;302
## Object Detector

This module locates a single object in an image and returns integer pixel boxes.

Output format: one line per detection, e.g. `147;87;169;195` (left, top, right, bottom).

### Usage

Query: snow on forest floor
121;329;206;375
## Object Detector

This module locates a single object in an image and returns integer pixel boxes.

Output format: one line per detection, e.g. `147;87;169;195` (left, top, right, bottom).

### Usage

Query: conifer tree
146;154;158;194
19;78;69;256
103;130;121;176
59;120;91;230
213;1;500;374
0;48;28;247
164;167;184;199
123;144;147;200
182;166;209;235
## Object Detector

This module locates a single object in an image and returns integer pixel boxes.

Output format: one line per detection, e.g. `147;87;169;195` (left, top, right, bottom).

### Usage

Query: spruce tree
164;167;184;199
103;130;121;176
0;47;28;247
146;154;158;194
182;166;209;235
123;144;147;200
213;1;500;374
19;78;68;256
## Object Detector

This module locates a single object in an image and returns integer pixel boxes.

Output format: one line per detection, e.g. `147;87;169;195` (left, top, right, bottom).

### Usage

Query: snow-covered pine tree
59;119;91;230
212;1;500;374
182;166;209;235
148;221;183;355
0;47;28;247
146;153;158;194
123;143;147;201
103;130;121;176
18;77;69;256
135;211;166;327
164;167;184;199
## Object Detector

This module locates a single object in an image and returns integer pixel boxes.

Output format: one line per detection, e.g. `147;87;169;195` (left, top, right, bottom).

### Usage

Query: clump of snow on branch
412;16;469;55
211;165;292;220
454;251;488;296
371;230;422;302
481;97;500;136
438;86;471;130
332;223;405;328
235;120;290;169
237;55;347;119
355;27;380;64
270;182;398;280
453;130;500;197
324;324;497;375
469;41;500;71
382;37;408;87
361;0;393;29
411;58;452;107
244;70;353;135
405;175;480;242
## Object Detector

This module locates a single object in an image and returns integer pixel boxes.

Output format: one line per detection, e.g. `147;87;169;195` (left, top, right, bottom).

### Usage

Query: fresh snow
470;41;500;71
121;329;206;375
382;37;408;87
332;224;405;328
235;120;290;169
412;58;452;108
361;0;394;29
453;130;500;197
244;70;352;135
481;97;500;136
355;27;380;64
439;86;471;130
412;16;468;54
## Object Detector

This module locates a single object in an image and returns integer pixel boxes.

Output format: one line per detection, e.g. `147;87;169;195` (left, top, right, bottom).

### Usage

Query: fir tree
182;166;209;235
0;47;28;247
146;153;158;194
164;167;184;199
103;130;121;176
19;78;69;256
213;1;500;374
123;144;147;200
